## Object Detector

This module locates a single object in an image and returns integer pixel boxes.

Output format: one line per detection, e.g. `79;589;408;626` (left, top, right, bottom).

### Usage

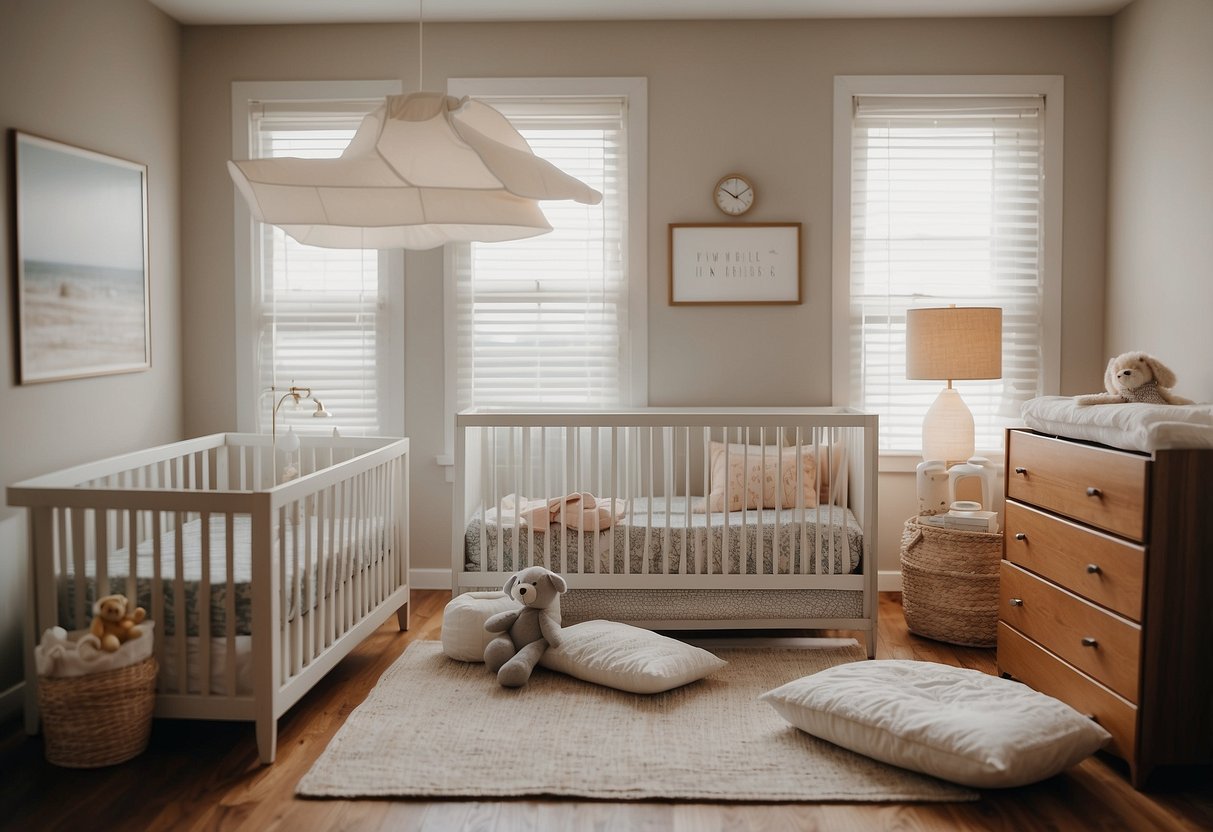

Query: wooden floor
2;590;1210;831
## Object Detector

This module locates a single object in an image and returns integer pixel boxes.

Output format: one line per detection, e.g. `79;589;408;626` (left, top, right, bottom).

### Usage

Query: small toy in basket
89;593;147;652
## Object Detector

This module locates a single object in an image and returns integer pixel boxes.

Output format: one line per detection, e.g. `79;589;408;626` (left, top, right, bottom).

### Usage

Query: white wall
1106;0;1213;400
0;0;182;708
180;17;1111;579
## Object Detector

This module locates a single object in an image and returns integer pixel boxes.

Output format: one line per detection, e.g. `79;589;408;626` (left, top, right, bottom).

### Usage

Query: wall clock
713;173;754;216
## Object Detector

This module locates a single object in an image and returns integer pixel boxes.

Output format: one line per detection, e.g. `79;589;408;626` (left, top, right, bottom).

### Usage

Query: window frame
831;75;1064;472
439;76;649;466
230;79;406;436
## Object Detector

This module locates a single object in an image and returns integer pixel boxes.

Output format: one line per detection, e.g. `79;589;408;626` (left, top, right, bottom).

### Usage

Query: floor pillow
760;659;1111;788
539;619;726;694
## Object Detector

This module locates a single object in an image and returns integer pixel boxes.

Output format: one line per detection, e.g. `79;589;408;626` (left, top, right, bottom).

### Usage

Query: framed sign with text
668;223;801;305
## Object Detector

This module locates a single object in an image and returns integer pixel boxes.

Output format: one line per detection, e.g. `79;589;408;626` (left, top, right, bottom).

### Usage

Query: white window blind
250;99;392;436
453;95;628;410
848;95;1046;453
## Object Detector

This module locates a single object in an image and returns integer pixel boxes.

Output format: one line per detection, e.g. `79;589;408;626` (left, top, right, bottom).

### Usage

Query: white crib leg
396;601;410;631
257;715;278;764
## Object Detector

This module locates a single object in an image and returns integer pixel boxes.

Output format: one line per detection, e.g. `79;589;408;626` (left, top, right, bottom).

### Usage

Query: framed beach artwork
669;222;801;305
13;131;150;383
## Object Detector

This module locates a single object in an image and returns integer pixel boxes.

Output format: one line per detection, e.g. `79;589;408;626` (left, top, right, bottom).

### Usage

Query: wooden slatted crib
8;432;409;764
452;408;879;656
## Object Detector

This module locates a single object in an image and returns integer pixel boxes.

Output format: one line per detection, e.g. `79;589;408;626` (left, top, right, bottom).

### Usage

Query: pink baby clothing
518;492;626;531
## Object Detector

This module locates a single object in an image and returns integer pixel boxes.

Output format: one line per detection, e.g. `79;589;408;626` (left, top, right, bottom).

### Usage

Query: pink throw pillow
706;442;819;512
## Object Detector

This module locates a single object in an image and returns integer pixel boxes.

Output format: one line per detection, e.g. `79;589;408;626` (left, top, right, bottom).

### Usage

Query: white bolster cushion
441;592;520;662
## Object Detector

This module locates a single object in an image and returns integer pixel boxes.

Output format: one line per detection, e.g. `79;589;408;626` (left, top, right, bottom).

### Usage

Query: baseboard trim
878;570;902;593
410;568;453;591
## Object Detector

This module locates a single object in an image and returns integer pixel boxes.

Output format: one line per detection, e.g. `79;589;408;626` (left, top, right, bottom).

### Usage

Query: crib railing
454;408;878;591
58;432;380;495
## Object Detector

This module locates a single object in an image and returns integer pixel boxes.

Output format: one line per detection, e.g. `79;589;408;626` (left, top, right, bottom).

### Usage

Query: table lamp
905;305;1002;463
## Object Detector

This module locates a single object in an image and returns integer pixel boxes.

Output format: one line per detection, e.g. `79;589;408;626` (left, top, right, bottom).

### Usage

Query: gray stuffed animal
483;566;567;687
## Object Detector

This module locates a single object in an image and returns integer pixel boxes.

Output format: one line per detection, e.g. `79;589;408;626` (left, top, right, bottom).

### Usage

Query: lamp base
922;387;975;464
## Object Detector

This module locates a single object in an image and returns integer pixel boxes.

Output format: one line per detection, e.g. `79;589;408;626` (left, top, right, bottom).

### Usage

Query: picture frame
12;131;151;383
669;222;801;306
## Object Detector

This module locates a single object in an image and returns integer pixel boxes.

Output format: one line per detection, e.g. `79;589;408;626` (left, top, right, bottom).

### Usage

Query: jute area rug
297;640;976;802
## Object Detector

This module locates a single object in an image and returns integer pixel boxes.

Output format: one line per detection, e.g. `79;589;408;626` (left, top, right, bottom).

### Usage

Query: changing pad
1021;396;1213;453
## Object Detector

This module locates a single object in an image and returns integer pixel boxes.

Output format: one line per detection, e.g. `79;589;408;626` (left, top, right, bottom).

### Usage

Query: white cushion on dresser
759;659;1111;788
1021;396;1213;453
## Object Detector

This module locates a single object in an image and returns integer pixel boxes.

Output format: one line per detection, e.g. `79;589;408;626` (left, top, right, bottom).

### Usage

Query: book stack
918;510;999;534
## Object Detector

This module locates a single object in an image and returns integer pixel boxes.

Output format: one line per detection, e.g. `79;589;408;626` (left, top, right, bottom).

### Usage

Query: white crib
453;408;879;656
8;432;409;764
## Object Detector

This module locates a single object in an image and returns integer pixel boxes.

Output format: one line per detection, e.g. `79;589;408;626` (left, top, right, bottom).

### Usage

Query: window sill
879;453;925;474
879;449;1006;474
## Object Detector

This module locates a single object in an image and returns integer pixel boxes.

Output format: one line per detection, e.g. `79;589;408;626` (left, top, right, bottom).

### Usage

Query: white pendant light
227;3;602;250
228;93;602;249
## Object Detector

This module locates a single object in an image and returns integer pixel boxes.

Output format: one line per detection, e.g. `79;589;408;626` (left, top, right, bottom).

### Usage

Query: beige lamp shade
228;92;603;250
905;306;1003;381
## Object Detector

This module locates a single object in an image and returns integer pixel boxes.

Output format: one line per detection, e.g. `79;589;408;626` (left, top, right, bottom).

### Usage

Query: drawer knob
1081;637;1099;648
1086;563;1101;574
1014;532;1027;541
1086;486;1102;498
1014;467;1027;475
1009;598;1024;607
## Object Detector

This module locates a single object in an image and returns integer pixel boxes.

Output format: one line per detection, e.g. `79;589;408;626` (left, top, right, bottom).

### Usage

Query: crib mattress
59;513;388;636
464;496;863;576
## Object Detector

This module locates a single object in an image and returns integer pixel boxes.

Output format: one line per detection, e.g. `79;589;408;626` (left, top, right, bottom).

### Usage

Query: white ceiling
147;0;1134;26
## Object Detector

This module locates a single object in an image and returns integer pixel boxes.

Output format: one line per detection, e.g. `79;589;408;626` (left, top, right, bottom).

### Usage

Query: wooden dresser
997;428;1213;788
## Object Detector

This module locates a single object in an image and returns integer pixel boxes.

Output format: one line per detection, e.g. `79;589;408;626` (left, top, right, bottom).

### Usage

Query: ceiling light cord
418;0;424;91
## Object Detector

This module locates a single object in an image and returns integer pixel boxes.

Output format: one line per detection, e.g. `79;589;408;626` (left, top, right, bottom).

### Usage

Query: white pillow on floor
540;620;726;694
760;660;1111;788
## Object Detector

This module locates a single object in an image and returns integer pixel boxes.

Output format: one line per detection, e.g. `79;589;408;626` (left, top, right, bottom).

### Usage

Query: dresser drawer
1004;501;1145;621
1000;562;1142;701
997;623;1137;763
1006;430;1149;541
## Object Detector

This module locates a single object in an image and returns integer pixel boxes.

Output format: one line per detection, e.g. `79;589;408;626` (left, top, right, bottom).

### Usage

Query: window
232;81;404;437
444;78;648;437
832;76;1063;460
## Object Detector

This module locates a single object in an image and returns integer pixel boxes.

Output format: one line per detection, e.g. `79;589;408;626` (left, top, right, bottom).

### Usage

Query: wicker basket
37;657;158;768
900;518;1002;648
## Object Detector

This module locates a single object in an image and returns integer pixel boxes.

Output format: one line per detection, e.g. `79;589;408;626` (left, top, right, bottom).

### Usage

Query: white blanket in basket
36;621;155;678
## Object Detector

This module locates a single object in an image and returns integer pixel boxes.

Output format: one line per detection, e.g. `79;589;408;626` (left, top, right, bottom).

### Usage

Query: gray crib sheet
464;496;863;576
59;513;388;636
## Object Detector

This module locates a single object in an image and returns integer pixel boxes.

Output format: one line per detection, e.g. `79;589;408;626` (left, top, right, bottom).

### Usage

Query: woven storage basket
900;518;1002;648
37;657;158;768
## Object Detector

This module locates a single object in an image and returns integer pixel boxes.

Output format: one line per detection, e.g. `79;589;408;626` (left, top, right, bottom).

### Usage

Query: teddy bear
89;593;147;652
483;566;567;688
1075;351;1193;406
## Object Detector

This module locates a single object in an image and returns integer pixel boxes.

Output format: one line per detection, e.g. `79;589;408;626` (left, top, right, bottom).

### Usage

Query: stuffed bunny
1076;351;1193;406
483;566;567;687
